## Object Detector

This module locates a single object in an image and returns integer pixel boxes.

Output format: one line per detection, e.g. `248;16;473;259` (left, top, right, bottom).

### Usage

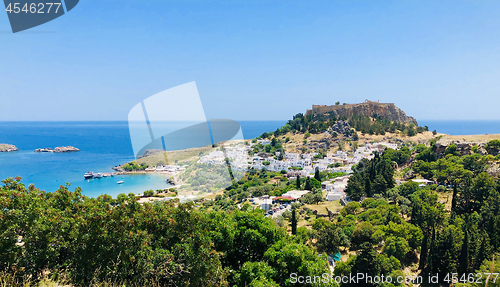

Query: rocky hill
305;100;418;125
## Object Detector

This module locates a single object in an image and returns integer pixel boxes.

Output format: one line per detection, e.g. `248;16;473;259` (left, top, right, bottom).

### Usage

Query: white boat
117;180;124;184
84;171;94;179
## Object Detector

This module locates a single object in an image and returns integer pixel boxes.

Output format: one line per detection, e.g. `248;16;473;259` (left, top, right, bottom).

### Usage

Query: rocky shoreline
35;146;80;153
0;144;19;152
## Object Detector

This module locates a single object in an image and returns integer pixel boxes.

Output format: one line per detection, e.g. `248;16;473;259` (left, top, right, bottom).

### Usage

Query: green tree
234;261;277;286
116;193;127;204
444;144;460;156
486;139;500;155
314;167;320;181
205;209;286;271
291;209;297;235
316;225;350;254
345;173;365;201
351;222;375;249
419;231;429;270
382;236;411;262
264;240;332;287
304;177;312;191
350;243;401;285
458;227;469;274
341;201;362;216
143;189;154;197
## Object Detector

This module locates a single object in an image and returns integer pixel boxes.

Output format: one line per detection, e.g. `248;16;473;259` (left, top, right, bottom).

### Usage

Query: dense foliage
325;198;421;286
0;178;331;286
260;112;428;138
4;138;500;287
344;153;396;201
325;139;500;286
122;162;147;171
349;115;428;136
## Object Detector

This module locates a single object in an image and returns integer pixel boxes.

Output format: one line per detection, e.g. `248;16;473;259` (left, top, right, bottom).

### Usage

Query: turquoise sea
0;120;498;198
0;121;287;198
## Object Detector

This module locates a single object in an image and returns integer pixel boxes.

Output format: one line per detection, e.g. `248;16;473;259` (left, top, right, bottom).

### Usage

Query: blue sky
1;0;500;121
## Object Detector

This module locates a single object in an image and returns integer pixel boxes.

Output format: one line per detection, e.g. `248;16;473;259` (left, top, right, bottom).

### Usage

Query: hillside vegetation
259;102;430;155
4;102;500;286
0;178;331;286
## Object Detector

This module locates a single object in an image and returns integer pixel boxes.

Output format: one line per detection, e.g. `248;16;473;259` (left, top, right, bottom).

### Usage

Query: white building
326;192;345;201
257;139;271;145
410;178;435;187
282;190;310;200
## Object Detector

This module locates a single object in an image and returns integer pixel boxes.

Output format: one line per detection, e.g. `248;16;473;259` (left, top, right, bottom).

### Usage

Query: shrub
143;189;154;197
486;140;500;155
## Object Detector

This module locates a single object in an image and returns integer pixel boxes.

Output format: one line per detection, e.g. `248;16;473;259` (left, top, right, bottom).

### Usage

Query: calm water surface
0;121;286;197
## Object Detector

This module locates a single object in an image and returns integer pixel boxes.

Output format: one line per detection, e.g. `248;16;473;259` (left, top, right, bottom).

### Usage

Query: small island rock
0;144;19;152
35;146;80;153
54;146;80;153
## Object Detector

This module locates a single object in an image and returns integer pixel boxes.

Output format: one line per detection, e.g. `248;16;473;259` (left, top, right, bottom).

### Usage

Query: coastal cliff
35;146;80;153
305;100;418;126
0;144;18;152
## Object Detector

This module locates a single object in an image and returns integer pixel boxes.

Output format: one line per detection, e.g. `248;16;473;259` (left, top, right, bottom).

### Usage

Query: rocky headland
0;144;18;152
35;146;80;153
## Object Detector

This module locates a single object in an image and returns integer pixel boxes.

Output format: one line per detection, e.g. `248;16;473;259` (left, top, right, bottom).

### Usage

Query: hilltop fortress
305;100;418;126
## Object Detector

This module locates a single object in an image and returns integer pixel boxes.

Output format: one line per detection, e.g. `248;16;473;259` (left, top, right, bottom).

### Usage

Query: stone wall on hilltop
305;100;418;126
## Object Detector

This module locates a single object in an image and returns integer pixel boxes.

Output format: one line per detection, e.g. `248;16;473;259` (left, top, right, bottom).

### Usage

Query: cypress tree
458;229;470;274
291;209;297;235
296;175;301;190
475;233;491;270
304;177;312;191
419;231;429;270
451;184;458;214
427;227;437;274
364;177;372;197
314;167;321;181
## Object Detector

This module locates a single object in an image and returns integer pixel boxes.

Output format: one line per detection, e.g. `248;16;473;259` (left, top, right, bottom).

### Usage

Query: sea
0;120;287;198
0;120;498;198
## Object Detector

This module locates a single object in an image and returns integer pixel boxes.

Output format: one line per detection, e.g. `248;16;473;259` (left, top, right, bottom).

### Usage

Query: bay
0;120;286;197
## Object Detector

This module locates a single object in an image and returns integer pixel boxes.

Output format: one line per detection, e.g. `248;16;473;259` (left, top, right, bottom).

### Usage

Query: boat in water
84;172;94;179
84;171;114;179
117;180;124;184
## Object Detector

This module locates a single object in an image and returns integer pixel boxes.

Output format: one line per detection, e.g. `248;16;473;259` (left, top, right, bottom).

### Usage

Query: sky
1;0;500;121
